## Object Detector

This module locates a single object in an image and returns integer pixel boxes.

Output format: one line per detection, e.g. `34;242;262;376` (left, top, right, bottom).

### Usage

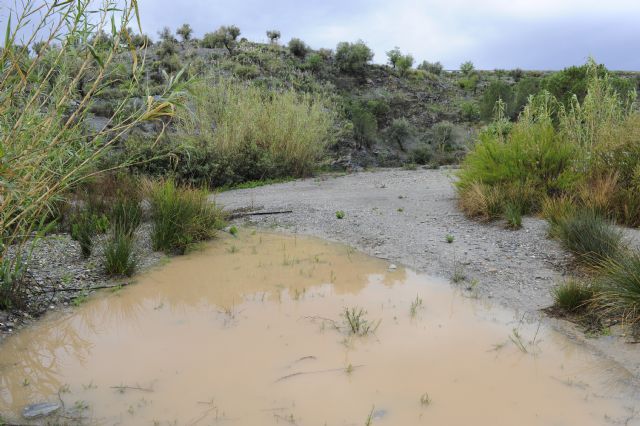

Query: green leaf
132;0;142;33
87;44;104;68
5;14;11;49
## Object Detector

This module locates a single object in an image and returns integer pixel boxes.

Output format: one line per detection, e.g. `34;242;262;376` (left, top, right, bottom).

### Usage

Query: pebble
388;264;397;271
22;402;61;419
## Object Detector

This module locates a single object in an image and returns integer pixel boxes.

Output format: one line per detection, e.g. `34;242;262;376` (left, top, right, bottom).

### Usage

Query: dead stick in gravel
31;282;131;294
274;364;364;383
228;210;293;219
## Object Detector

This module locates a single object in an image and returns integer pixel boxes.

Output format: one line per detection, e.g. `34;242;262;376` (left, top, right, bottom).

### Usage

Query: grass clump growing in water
148;179;226;254
342;307;380;336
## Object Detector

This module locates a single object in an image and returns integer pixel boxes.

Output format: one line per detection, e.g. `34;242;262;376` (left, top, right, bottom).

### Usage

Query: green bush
460;101;480;122
417;60;443;75
288;38;308;58
556;210;624;267
143;78;335;187
411;145;432;165
266;30;281;43
460;61;475;75
104;231;136;276
176;23;193;42
149;179;225;254
201;25;241;53
432;121;455;151
387;118;413;151
457;97;578;201
347;103;378;148
335;40;374;75
480;80;513;121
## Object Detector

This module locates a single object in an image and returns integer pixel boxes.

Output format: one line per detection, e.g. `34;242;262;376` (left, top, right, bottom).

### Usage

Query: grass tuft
104;231;137;277
504;203;523;230
594;253;640;325
552;279;596;314
555;210;624;267
148;179;226;254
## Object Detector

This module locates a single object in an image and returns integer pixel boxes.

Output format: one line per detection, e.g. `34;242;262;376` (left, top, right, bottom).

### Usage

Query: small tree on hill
386;47;402;68
396;54;414;75
177;23;193;42
460;61;475;75
158;26;176;43
201;25;241;54
335;40;374;76
267;30;281;43
288;38;308;58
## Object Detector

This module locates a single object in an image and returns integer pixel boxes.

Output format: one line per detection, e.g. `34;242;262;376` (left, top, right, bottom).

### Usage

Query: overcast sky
137;0;638;70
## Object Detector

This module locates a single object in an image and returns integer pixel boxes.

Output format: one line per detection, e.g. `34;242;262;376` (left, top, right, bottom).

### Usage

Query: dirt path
215;168;640;379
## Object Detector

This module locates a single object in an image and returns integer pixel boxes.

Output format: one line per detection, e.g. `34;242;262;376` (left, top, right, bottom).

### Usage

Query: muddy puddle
1;231;639;425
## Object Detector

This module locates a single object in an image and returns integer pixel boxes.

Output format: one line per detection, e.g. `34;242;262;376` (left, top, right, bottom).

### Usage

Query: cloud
136;0;640;70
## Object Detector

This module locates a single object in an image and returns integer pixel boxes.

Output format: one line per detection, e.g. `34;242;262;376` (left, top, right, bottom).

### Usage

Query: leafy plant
335;210;345;219
335;40;374;75
342;307;380;336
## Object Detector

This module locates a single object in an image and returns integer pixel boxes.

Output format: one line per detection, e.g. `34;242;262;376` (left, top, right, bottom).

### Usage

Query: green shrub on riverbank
133;77;335;187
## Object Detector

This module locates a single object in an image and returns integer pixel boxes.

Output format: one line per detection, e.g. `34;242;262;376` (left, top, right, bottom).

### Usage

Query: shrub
457;97;578;203
304;53;323;72
104;231;136;276
335;40;374;75
595;253;640;325
347;103;378;148
458;74;479;92
541;195;576;238
171;77;335;186
266;30;281;43
432;121;454;151
201;25;241;53
176;23;193;42
480;80;513;121
148;179;225;254
555;210;624;267
387;118;413;151
553;280;596;314
386;47;402;68
417;60;443;75
460;61;475;75
158;27;176;43
396;54;414;75
411;145;432;165
460;101;480;122
288;38;308;58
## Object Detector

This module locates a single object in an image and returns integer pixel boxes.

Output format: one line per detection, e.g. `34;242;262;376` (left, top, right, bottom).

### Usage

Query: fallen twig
110;385;153;393
228;210;293;220
274;364;364;383
31;282;130;295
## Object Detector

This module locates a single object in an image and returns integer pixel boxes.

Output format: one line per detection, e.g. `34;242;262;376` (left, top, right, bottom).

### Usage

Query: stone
22;402;61;419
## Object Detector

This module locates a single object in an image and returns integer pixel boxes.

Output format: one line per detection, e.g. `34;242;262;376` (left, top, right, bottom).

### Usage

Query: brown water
1;231;638;425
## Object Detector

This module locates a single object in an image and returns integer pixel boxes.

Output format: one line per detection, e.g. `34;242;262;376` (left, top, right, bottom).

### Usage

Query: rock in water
22;402;60;419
